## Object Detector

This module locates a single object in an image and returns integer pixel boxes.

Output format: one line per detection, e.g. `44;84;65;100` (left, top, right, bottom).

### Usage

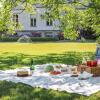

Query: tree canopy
0;0;100;39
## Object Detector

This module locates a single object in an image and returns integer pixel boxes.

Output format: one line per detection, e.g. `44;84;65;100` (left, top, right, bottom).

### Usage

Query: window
32;32;42;37
13;14;18;27
46;19;53;26
30;15;36;27
45;32;53;37
45;12;53;26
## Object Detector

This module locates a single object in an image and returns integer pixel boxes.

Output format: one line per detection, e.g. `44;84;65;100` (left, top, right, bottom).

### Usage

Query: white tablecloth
0;68;100;96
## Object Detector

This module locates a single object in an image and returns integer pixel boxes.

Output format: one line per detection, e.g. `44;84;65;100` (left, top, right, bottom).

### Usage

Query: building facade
12;4;61;38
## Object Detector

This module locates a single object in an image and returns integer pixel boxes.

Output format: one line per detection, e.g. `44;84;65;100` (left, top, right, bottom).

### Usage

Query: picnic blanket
0;66;100;96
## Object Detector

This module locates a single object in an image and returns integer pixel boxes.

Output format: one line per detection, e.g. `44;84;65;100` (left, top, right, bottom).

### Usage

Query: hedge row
0;37;19;42
0;37;59;42
31;37;59;42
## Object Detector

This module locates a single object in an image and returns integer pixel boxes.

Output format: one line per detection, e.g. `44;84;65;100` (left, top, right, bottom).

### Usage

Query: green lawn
0;42;100;100
0;42;96;55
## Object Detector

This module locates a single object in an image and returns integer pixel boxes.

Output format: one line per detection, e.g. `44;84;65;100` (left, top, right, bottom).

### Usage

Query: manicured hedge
0;37;59;42
31;37;59;42
0;37;19;42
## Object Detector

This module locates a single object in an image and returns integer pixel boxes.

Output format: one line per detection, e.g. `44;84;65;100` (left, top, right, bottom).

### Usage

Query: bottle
82;57;87;65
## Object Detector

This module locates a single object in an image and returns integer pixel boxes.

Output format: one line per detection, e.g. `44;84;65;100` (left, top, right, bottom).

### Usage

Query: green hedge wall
0;37;59;42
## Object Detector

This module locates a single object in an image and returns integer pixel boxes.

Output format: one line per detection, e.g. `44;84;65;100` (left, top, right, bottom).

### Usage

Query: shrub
17;35;32;43
0;37;18;42
96;36;100;44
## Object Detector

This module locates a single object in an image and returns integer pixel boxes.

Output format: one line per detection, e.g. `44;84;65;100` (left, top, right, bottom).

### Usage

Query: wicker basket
78;64;100;76
86;67;100;76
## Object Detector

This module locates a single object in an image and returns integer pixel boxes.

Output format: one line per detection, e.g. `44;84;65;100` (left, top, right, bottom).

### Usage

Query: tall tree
41;0;100;39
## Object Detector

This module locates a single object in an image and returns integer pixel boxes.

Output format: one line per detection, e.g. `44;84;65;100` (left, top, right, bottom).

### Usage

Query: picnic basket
78;64;100;76
86;67;100;76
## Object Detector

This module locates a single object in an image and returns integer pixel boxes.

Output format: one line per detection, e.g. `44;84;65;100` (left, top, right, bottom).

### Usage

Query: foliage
17;35;32;43
0;36;59;42
0;0;37;33
0;0;100;39
31;37;59;42
42;0;100;39
96;36;100;44
0;37;19;42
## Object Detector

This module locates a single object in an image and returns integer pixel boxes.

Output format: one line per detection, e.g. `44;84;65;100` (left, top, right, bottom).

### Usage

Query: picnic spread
0;59;100;96
0;46;100;96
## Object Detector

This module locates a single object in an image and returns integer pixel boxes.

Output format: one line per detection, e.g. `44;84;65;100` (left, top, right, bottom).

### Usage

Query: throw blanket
0;67;100;96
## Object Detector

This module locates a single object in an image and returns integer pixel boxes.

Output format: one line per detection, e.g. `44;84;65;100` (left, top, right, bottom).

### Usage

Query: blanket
0;67;100;96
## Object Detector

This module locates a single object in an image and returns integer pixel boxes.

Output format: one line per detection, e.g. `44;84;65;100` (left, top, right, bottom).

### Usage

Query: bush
80;37;86;42
17;35;32;43
0;37;18;42
96;36;100;44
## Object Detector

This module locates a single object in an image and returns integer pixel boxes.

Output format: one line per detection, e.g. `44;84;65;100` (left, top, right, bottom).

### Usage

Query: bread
17;71;29;77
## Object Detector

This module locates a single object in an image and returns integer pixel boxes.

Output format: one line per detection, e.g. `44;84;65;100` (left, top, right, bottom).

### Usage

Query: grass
0;81;100;100
0;42;96;55
0;42;100;100
0;52;95;70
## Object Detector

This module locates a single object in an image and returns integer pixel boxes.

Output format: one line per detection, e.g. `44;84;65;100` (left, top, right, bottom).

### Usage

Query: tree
0;0;37;33
41;0;100;39
0;0;100;39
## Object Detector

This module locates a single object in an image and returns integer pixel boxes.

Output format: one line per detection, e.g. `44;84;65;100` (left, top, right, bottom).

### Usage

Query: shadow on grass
32;52;95;65
0;52;95;70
